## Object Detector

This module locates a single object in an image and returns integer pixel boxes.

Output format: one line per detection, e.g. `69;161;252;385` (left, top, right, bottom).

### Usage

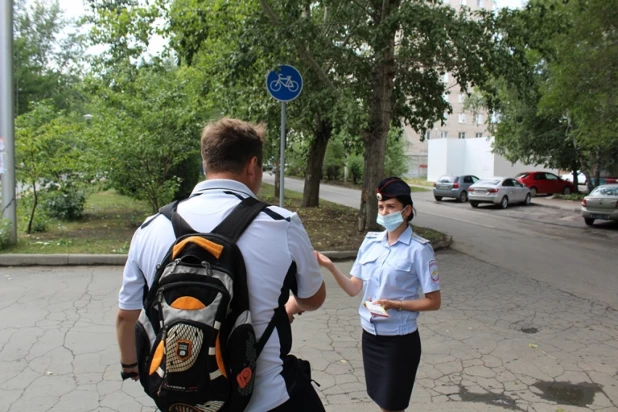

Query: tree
86;66;207;212
258;1;499;230
166;0;499;224
15;102;87;233
476;0;618;191
165;0;344;207
13;0;85;116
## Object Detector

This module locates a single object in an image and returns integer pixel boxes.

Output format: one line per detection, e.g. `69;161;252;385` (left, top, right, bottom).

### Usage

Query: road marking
419;209;497;229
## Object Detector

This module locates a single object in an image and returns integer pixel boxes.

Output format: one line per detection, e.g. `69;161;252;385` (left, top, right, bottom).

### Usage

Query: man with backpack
116;118;327;411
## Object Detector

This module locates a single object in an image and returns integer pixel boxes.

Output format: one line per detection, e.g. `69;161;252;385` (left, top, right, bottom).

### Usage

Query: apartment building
403;0;494;177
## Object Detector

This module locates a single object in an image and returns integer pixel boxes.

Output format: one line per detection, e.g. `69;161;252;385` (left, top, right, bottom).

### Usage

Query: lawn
1;183;447;254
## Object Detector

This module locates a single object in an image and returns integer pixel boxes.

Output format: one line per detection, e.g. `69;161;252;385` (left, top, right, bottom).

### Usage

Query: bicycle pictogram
269;74;300;93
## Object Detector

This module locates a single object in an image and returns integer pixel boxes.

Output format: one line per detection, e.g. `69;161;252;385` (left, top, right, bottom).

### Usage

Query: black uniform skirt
362;329;422;411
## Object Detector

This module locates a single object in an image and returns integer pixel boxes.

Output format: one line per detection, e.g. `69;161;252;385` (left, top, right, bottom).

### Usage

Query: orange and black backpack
134;196;283;412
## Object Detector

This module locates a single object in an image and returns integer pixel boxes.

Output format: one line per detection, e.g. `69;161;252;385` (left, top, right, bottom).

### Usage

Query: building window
458;93;465;104
440;131;448;139
475;114;484;125
477;0;484;7
458;113;466;123
424;130;431;140
475;132;483;138
458;132;466;139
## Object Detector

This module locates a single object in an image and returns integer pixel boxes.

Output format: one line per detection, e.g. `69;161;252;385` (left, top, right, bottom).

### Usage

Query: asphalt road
264;174;618;308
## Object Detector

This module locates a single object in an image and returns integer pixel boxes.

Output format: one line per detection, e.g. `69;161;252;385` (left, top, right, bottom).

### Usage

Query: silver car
581;184;618;226
433;174;480;202
468;177;532;209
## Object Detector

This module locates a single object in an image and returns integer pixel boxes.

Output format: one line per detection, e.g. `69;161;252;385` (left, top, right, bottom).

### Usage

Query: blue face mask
376;206;409;232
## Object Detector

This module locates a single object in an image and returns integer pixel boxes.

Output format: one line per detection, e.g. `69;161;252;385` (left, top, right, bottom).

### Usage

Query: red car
515;171;576;197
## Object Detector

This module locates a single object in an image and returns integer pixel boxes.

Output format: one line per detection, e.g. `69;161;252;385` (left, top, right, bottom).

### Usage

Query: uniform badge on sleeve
429;260;439;283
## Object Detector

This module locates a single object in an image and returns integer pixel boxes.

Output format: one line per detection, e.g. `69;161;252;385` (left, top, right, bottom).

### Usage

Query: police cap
376;177;411;201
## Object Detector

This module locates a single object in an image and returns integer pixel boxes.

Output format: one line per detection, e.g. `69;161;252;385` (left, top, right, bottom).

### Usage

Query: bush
384;127;409;177
0;219;11;250
324;164;342;181
43;187;86;220
29;214;49;233
348;155;364;184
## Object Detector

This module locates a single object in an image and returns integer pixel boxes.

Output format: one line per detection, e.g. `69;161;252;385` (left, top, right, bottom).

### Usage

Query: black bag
134;196;282;412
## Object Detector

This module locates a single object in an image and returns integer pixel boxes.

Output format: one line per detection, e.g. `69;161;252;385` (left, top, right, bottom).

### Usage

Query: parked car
580;184;618;226
433;174;480;202
561;171;587;185
515;171;575;197
468;177;532;209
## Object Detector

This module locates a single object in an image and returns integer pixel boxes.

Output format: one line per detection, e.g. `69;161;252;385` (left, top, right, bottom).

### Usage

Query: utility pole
1;0;17;244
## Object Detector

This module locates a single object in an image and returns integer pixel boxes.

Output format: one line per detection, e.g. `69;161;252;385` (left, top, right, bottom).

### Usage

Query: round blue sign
266;65;303;102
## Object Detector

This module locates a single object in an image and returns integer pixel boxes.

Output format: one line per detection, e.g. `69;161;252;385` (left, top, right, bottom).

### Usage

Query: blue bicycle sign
266;65;303;102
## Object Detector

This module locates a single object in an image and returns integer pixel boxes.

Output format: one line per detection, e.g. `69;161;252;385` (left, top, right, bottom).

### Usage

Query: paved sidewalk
1;252;617;412
530;196;583;213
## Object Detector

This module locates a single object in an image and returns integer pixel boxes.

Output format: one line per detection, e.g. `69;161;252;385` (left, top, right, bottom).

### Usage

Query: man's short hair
201;118;266;174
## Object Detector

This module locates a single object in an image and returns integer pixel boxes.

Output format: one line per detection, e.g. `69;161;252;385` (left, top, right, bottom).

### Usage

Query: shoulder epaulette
411;233;430;244
365;231;382;239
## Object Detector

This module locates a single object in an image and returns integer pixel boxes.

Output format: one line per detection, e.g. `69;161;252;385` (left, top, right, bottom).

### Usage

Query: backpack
134;195;286;412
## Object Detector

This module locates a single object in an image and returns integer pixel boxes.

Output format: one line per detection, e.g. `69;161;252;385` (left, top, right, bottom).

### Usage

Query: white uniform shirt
119;179;324;411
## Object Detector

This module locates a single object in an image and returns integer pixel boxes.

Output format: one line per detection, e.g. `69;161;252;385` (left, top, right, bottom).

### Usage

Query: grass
404;177;435;188
1;183;448;254
1;190;151;254
552;193;587;201
303;178;430;192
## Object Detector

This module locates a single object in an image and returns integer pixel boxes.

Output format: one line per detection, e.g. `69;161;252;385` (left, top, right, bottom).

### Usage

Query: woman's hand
314;251;334;269
285;295;304;323
373;299;400;311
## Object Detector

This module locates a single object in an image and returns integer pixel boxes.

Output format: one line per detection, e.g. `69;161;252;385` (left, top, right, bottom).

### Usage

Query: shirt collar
381;225;413;246
191;179;257;199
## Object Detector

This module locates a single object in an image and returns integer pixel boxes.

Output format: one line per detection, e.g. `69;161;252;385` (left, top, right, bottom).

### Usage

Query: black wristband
121;362;138;368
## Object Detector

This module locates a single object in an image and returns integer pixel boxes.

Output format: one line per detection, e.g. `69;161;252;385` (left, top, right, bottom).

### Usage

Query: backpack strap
256;263;296;358
159;200;195;238
211;196;268;242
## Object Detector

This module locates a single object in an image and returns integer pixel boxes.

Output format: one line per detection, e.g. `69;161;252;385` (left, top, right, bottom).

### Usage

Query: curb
532;200;581;213
0;237;454;267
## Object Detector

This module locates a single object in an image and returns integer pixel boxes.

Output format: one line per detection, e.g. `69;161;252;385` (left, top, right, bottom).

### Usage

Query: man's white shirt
119;179;324;411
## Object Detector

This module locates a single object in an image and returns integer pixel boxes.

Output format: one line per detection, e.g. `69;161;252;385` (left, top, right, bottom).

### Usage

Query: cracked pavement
1;251;617;412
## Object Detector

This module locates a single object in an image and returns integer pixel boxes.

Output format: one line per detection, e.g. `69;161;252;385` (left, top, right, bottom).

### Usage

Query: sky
52;0;525;57
57;0;527;21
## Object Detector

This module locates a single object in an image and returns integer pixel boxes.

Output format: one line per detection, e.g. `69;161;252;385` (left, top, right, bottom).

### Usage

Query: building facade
403;0;494;178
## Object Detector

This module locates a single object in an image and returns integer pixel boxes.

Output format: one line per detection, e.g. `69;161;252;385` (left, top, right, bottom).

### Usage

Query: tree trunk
571;166;579;192
273;155;280;199
27;182;38;234
302;118;331;207
358;1;399;232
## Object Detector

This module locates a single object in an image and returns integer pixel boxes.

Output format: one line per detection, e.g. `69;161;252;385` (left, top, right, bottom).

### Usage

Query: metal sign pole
0;0;17;245
279;102;286;208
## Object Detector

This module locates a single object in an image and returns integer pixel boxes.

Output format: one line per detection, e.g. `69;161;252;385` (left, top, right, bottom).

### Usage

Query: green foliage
15;101;89;233
42;186;87;220
347;155;364;185
384;128;409;178
86;66;207;212
13;0;85;115
17;194;50;233
478;0;618;190
0;219;11;250
323;138;346;181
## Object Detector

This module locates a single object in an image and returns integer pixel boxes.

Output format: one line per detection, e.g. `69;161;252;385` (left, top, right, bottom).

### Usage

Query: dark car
515;171;576;197
433;174;480;202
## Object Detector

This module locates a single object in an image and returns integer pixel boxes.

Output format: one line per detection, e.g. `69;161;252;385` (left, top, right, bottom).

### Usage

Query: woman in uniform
315;177;441;412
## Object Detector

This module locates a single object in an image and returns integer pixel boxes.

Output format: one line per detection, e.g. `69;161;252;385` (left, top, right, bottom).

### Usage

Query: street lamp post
0;0;16;245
